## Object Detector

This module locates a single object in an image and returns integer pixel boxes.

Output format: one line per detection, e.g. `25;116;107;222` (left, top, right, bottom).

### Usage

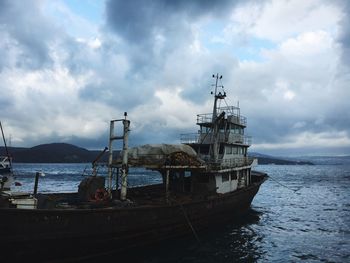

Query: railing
205;156;254;170
232;134;251;145
220;157;254;168
180;133;199;144
180;133;252;146
196;113;212;124
227;115;247;126
197;106;247;126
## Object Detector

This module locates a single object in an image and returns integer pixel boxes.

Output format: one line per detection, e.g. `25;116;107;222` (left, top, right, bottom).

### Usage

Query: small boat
0;121;14;191
0;75;267;261
0;155;13;190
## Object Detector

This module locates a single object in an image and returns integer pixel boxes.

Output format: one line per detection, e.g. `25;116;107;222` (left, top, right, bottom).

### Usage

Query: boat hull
0;174;267;261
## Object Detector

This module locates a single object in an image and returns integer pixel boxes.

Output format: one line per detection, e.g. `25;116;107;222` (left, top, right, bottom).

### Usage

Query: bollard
33;172;45;194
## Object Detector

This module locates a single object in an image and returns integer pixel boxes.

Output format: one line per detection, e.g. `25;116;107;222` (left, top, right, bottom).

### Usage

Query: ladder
107;113;130;200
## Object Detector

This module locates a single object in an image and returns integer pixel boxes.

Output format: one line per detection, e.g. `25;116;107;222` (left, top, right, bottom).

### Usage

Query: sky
0;0;349;157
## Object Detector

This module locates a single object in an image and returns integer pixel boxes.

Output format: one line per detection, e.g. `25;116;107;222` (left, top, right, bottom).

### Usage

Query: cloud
252;131;350;156
0;0;117;147
337;0;350;67
105;0;233;44
225;0;341;43
104;0;246;75
0;0;59;70
0;0;350;157
226;3;350;155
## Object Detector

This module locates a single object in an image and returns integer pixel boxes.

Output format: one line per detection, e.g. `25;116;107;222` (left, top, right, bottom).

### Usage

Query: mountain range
0;143;107;163
1;143;313;165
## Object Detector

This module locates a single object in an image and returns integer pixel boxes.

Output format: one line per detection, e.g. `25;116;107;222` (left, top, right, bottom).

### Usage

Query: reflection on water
111;209;265;263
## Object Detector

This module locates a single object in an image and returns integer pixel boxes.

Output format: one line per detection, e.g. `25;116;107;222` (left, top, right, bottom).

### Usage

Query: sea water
10;159;350;262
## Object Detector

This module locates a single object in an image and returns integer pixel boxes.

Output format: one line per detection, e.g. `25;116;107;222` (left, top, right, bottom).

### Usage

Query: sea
10;157;350;263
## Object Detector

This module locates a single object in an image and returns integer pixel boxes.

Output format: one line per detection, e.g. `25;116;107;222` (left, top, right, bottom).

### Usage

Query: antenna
211;73;225;96
211;74;226;123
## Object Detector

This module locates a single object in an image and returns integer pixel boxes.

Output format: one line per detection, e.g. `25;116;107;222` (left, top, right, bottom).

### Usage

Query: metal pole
33;172;40;194
115;168;119;192
0;121;12;168
165;169;170;203
92;147;108;177
120;119;130;201
107;121;114;197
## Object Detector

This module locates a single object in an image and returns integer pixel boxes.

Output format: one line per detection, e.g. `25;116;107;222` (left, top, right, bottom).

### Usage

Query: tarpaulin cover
119;144;203;167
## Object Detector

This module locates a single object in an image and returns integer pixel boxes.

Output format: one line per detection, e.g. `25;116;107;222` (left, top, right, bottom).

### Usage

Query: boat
0;121;14;191
0;74;267;261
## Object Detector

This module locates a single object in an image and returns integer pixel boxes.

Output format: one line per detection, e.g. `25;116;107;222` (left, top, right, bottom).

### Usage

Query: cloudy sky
0;0;349;156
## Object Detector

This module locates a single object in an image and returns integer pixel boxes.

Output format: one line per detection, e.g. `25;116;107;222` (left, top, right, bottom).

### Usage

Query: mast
211;74;226;121
211;74;226;162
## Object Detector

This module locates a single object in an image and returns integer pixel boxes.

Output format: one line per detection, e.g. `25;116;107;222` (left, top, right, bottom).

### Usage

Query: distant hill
249;152;314;165
0;143;109;163
1;143;313;165
296;155;350;165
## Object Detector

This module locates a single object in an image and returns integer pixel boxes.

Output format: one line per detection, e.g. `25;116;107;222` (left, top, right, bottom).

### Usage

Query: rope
179;202;201;243
81;165;88;176
223;98;230;108
268;175;300;193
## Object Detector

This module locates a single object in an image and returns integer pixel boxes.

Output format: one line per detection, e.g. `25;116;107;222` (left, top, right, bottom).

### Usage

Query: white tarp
119;144;203;167
127;144;197;158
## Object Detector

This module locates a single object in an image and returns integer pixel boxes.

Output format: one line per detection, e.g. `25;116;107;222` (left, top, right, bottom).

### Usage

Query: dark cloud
0;0;56;70
79;79;155;110
104;0;243;76
337;0;350;67
105;0;233;44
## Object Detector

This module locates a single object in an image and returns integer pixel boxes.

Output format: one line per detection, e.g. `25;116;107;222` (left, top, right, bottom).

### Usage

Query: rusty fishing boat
0;74;267;261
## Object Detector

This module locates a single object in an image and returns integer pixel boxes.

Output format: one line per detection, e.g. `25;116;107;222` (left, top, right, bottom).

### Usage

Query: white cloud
130;88;211;133
228;0;342;42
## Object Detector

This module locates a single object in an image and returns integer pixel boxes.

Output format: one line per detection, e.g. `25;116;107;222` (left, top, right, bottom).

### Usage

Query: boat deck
3;172;267;210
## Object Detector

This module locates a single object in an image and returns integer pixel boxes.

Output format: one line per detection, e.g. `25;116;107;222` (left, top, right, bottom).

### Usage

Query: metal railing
205;156;254;170
180;133;252;146
197;111;247;126
180;133;200;144
229;134;251;145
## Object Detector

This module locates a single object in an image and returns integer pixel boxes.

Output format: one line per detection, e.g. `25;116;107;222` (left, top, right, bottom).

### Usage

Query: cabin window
236;147;243;154
219;145;224;154
231;172;237;180
184;171;191;177
222;174;230;182
226;146;232;154
232;147;238;154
